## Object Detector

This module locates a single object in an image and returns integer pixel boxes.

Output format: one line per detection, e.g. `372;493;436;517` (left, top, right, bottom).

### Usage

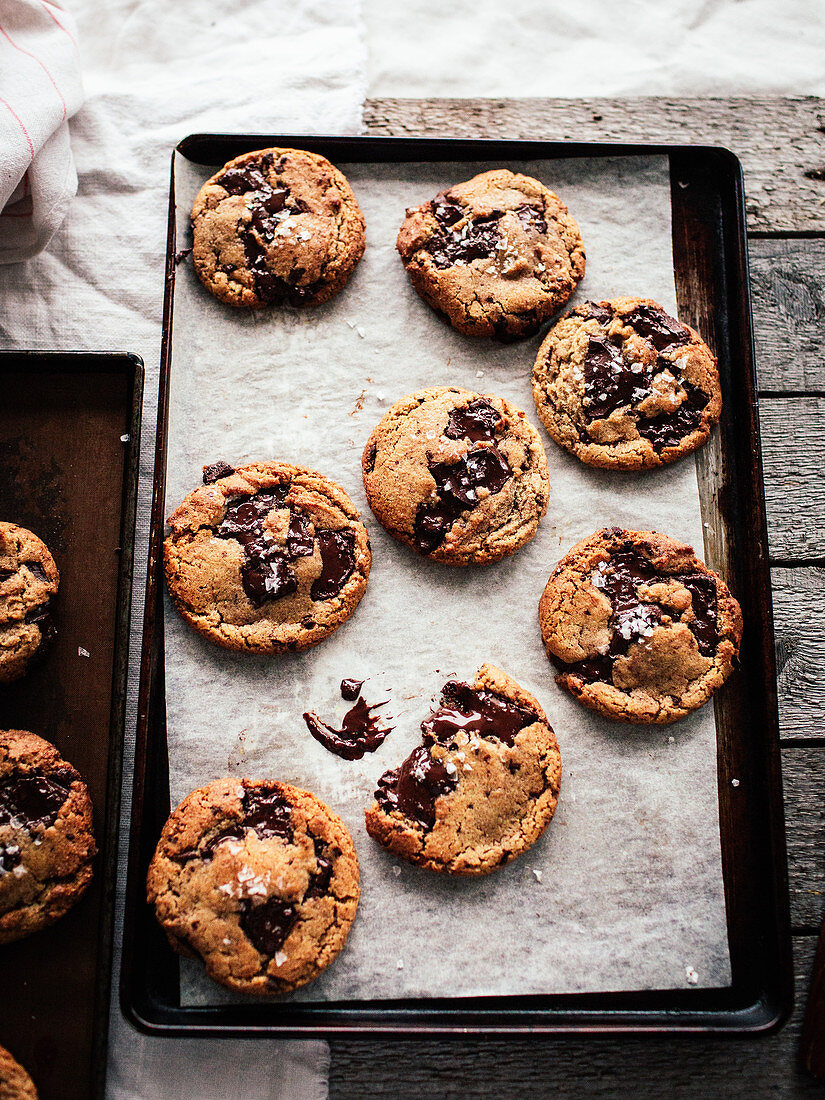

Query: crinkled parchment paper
164;153;731;1004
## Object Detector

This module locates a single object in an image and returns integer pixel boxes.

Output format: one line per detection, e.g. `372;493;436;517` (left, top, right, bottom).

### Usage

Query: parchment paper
165;154;731;1004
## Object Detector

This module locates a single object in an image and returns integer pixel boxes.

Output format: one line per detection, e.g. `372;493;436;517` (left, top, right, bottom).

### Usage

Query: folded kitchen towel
0;0;84;262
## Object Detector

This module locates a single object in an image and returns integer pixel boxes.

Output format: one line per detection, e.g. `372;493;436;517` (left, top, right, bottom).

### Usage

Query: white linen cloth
0;0;366;1097
0;0;84;262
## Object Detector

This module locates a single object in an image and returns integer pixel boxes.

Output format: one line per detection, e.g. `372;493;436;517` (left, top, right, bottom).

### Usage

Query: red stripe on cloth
0;96;35;158
0;22;67;121
39;1;78;50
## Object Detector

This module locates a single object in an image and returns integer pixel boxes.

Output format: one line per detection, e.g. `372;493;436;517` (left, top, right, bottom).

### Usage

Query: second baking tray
122;135;790;1035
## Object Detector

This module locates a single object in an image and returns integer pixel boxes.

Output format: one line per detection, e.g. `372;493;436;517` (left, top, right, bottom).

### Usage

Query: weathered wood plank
761;399;825;559
331;937;819;1099
785;748;825;931
364;97;825;234
773;568;825;741
751;239;825;392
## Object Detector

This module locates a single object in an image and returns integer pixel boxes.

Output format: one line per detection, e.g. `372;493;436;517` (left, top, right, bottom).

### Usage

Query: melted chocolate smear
202;460;235;484
303;697;393;761
240;896;296;956
636;381;710;452
340;678;364;701
0;842;21;873
216;489;305;607
310;530;356;602
583;336;652;421
413;445;511;554
0;768;74;830
305;837;334;898
421;680;537;747
624;304;691;353
560;549;719;683
444;399;502;442
375;744;457;830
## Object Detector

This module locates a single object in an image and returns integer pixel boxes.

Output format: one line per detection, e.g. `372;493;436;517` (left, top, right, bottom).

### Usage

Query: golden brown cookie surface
164;461;371;654
0;730;96;944
532;297;722;469
396;169;585;338
362;387;549;565
191;147;365;309
147;779;360;996
0;523;58;685
0;1044;38;1099
539;528;742;724
365;664;561;875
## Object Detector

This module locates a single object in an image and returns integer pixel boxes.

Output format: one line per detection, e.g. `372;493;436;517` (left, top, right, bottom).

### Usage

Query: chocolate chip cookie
164;461;371;654
396;169;585;338
0;1044;38;1099
191;147;366;309
147;779;360;996
531;297;722;469
0;730;96;944
0;523;58;684
362;387;549;565
365;664;561;875
539;528;743;724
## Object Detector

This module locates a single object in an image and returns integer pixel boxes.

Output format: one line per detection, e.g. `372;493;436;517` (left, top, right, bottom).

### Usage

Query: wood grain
785;748;825;931
331;937;820;1099
364;97;825;233
751;240;825;393
761;399;825;560
772;569;825;740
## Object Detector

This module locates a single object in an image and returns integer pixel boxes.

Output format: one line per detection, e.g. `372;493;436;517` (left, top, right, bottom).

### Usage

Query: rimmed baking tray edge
120;136;791;1036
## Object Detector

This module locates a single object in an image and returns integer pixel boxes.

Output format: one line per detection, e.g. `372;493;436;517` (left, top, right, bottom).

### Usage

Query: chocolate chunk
340;678;364;701
240;896;297;956
217;165;270;195
430;194;464;227
421;680;537;747
174;247;193;266
0;767;74;830
202;460;236;484
514;204;548;234
217;489;295;606
24;601;56;646
624;304;691;352
444;399;502;442
583;336;652;421
364;441;377;474
0;842;21;873
0;568;14;582
413;445;512;554
310;530;355;601
374;744;458;829
23;561;48;583
305;837;334;898
242;784;293;841
636;381;710;452
559;549;719;683
426;208;503;270
286;511;314;558
580;301;614;326
303;696;392;761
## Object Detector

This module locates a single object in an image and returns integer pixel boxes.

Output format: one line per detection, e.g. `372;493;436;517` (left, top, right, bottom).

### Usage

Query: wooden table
329;97;825;1098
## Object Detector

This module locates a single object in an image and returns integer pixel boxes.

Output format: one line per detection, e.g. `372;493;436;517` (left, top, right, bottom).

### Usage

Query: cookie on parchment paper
191;147;365;309
147;778;360;996
396;169;585;338
539;527;742;724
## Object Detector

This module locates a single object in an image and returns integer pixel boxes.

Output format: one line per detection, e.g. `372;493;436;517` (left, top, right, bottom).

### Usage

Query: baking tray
121;135;791;1035
0;352;142;1097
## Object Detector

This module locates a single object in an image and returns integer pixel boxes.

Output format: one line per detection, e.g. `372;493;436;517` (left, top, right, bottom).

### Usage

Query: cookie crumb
356;326;366;339
532;869;543;883
685;966;699;984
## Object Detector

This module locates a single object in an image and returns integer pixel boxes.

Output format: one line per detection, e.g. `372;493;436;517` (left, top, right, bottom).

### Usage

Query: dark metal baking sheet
121;135;791;1036
0;352;142;1097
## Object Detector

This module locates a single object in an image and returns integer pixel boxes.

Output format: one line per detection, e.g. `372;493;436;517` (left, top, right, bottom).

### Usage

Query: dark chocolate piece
310;530;355;601
679;573;719;656
174;247;193;265
23;561;48;583
580;301;614;326
242;783;293;841
0;568;14;582
583;337;652;421
444;399;502;443
624;304;691;352
413;445;511;554
216;489;295;606
364;441;377;474
513;204;548;234
202;460;236;484
286;511;315;558
305;837;334;898
340;678;364;701
374;744;457;830
303;696;392;761
636;381;710;452
24;600;56;646
0;767;74;831
426;205;503;270
240;896;296;956
421;680;537;747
